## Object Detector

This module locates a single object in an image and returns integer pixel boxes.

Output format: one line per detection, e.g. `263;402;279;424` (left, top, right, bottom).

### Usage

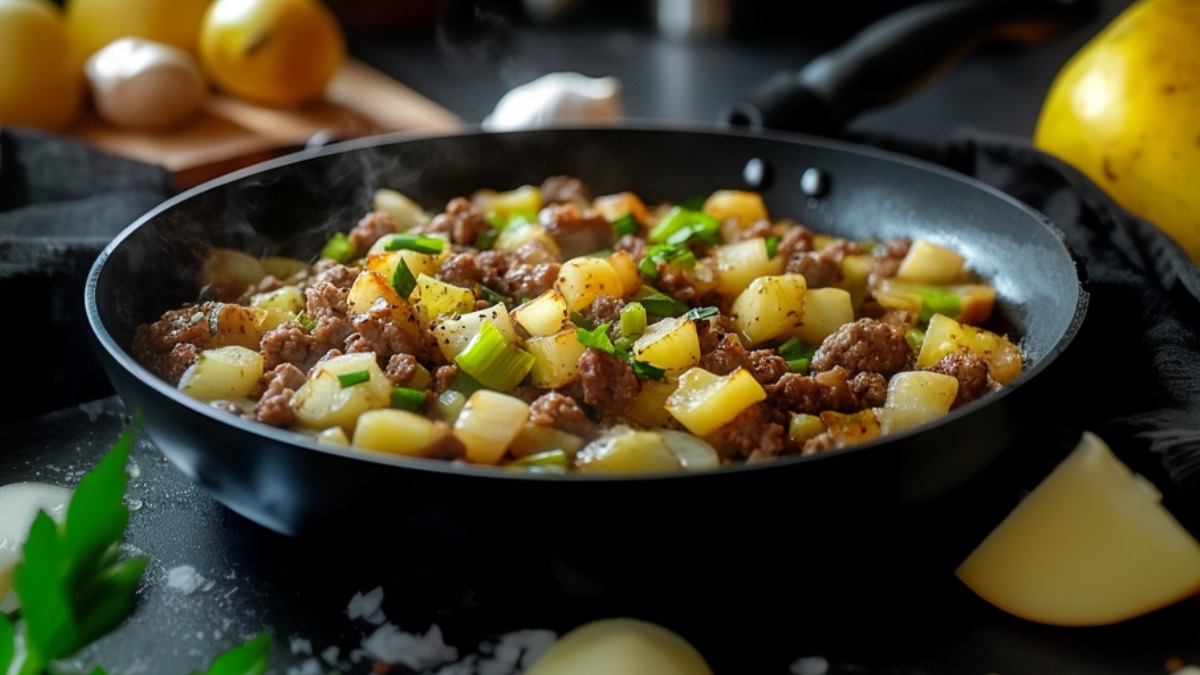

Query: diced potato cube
896;240;966;284
373;189;430;231
250;285;305;314
787;287;854;345
592;191;648;225
293;352;392;432
818;409;882;448
178;345;264;402
874;278;996;325
260;255;308;280
789;413;825;443
199;247;266;300
346;270;422;342
659;429;720;471
432;304;520;361
606;250;643;297
632;316;700;372
509;424;586;458
494;223;562;260
838;254;873;309
714;238;786;297
917;313;1022;384
876;371;959;435
352;409;445;456
453;390;531;465
202;303;270;351
627;378;678;428
729;274;808;345
702;189;768;228
555;256;624;312
512;289;570;337
315;426;349;447
526;329;588;389
414;273;475;323
364;242;445;279
574;427;684;474
665;367;766;437
472;184;541;220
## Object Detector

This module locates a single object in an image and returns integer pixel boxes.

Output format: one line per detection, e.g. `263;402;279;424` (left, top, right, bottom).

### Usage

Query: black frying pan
85;126;1086;584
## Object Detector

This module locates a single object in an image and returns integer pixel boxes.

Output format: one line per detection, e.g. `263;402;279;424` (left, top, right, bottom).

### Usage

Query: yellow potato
525;617;713;675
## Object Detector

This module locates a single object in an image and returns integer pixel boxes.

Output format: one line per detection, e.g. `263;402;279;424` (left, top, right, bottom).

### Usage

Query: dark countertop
6;1;1200;673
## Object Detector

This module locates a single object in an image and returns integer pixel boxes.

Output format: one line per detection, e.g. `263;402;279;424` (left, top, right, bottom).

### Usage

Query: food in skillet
131;176;1022;473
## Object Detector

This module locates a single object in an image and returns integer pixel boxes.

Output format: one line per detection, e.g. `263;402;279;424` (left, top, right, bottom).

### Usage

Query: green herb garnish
383;233;445;255
647;206;720;246
765;234;781;259
391;258;417;298
337;370;371;387
455;322;535;392
575;322;616;354
683;306;719;321
611;214;639;237
636;291;688;318
619;302;647;337
778;337;817;374
319;232;355;263
390;387;426;412
638;242;696;280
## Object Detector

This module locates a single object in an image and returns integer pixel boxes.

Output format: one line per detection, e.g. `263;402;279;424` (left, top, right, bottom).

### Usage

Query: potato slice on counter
956;432;1200;626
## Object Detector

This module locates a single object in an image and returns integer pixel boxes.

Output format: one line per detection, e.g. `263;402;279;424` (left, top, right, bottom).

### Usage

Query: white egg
85;36;209;131
523;617;713;675
0;482;73;612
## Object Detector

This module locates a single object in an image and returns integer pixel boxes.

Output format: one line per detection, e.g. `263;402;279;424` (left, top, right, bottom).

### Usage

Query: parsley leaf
194;633;271;675
14;422;148;667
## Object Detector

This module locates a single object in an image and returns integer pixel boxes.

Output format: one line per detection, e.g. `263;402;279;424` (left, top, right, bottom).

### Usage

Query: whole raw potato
1034;0;1200;262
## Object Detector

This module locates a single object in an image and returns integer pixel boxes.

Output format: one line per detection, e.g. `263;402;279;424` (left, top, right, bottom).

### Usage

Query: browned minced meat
613;233;646;261
385;353;421;387
130;305;220;383
424;424;467;461
436;252;483;289
698;333;749;377
767;367;865;415
810;318;911;376
433;364;459;394
657;264;710;304
787;249;843;288
237;275;285;304
474;249;508;290
502;262;560;301
540;175;591;206
424;197;488;247
928;351;993;408
747;349;790;386
345;298;429;363
868;237;912;286
261;321;318;373
348;211;396;256
539;202;615;259
529;392;600;439
775;223;815;261
581;295;625;329
850;371;888;408
577;349;641;423
705;403;785;461
719;218;772;244
305;260;359;292
254;363;306;427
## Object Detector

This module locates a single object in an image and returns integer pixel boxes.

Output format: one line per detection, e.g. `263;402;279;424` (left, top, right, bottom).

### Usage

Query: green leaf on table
194;633;271;675
14;422;148;664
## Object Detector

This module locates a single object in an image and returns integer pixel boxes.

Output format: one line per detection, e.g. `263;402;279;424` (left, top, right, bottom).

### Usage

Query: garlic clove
85;36;209;131
482;72;623;131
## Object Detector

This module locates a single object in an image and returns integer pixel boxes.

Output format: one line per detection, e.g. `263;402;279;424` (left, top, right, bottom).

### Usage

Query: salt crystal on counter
165;565;212;595
346;586;386;625
362;623;458;670
790;655;830;675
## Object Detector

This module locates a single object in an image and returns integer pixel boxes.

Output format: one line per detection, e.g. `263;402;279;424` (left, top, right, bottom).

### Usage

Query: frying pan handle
720;0;1098;135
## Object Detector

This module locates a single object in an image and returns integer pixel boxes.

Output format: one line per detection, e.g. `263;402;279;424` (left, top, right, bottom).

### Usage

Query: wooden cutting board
67;59;463;190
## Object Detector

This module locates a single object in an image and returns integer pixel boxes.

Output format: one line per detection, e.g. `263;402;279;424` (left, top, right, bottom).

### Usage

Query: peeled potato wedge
956;432;1200;627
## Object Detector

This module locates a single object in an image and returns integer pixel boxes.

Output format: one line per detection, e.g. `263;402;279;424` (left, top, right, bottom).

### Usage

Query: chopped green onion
677;195;706;211
294;310;317;333
454;321;535;392
390;387;426;411
637;290;688;317
475;228;499;250
684;306;719;321
611;213;639;237
620;302;647;337
629;359;665;381
570;311;595;331
905;327;926;352
320;231;355;263
337;370;371;387
648;206;720;245
391;258;417;298
638;242;697;279
479;285;509;308
449;370;484;398
916;288;962;323
384;233;445;254
765;234;781;259
486;210;536;231
613;335;637;352
778;337;817;373
576;322;616;354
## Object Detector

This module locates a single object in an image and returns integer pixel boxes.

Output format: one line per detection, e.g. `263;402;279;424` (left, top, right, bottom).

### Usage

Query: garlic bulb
85;36;208;131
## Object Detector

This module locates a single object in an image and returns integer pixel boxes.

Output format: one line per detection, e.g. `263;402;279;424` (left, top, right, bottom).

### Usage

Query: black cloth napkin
0;126;173;423
2;124;1197;515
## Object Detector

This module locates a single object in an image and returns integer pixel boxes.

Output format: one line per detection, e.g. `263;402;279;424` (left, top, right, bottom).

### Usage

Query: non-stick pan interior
87;126;1086;568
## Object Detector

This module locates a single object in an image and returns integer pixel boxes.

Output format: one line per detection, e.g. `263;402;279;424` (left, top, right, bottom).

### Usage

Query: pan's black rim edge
84;124;1090;484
